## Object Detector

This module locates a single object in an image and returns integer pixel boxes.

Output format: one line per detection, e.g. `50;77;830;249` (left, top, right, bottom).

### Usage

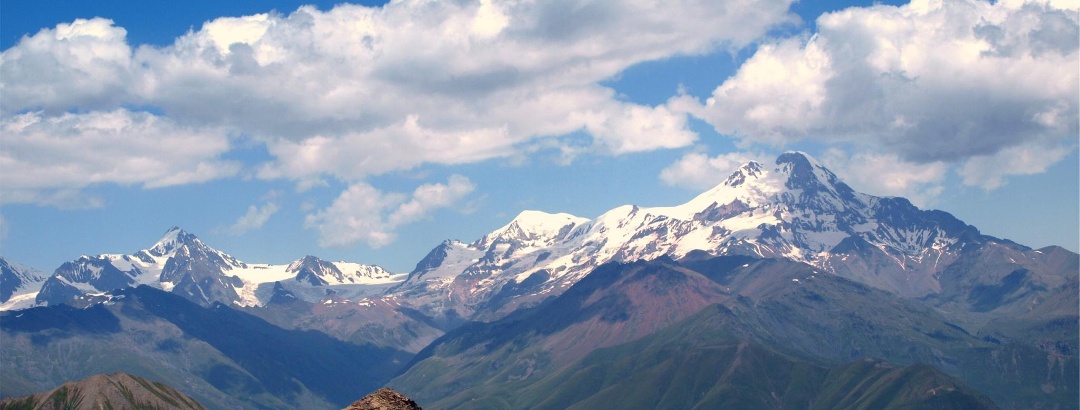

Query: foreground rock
0;372;205;410
344;387;422;410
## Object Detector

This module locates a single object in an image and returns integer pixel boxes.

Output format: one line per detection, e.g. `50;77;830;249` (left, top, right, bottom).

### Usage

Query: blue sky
1;0;1077;273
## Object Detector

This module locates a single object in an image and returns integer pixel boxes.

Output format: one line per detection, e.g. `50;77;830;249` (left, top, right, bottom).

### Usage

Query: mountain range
1;228;403;311
1;152;1076;409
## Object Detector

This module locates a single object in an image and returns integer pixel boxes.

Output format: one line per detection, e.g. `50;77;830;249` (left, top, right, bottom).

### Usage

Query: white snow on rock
385;152;988;318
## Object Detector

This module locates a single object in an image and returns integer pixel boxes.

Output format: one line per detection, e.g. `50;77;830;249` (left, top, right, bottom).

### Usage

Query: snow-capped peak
507;210;590;235
665;160;784;219
291;151;1022;321
5;227;404;311
772;151;865;211
722;160;765;188
284;255;396;287
474;210;590;249
775;151;837;191
0;257;45;283
148;226;199;257
1;257;47;309
286;255;328;273
664;151;865;220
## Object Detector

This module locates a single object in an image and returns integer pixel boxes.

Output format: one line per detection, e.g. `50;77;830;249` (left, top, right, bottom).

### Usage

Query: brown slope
390;257;734;405
538;257;733;364
0;372;205;410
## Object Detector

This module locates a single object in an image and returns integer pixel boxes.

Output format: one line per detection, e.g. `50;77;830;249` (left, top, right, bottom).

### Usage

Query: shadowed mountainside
0;286;411;409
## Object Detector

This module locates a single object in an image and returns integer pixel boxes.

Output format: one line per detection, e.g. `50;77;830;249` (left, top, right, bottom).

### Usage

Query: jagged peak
775;151;833;186
438;239;465;247
773;151;852;194
722;160;765;188
776;150;820;166
775;152;862;208
160;226;186;238
286;255;326;272
149;227;200;257
664;152;869;219
0;256;43;275
671;158;782;217
0;257;47;286
408;241;456;277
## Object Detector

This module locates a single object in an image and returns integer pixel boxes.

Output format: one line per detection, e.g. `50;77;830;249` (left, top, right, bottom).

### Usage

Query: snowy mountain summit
672;152;980;257
3;227;402;310
148;226;203;257
0;257;46;306
5;152;1063;321
389;152;1005;319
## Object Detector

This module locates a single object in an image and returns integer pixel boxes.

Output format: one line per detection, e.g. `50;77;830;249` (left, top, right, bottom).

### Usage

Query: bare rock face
343;387;422;410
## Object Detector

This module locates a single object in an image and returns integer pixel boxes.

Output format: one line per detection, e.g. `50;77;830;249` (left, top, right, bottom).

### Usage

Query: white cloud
305;183;405;248
222;201;280;235
255;115;514;182
0;18;133;114
0;213;8;241
958;143;1073;189
586;104;698;154
819;149;948;207
389;175;477;226
0;0;797;206
676;0;1078;176
670;37;829;145
0;109;239;208
305;175;476;247
659;151;763;190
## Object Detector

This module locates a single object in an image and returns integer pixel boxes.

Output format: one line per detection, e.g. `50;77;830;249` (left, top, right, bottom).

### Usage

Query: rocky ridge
2;228;403;310
343;387;422;410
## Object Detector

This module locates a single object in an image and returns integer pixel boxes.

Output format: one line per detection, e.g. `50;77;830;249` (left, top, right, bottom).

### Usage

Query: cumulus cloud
389;175;477;226
673;0;1078;183
659;151;763;190
0;0;794;179
305;175;476;247
0;0;796;208
958;143;1072;189
819;149;948;207
0;18;134;114
0;109;239;208
222;202;280;235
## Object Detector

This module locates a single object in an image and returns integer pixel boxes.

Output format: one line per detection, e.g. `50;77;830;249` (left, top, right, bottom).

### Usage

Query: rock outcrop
343;387;422;410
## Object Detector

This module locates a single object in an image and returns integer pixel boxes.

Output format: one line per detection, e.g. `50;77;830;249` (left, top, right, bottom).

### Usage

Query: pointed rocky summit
343;387;422;410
